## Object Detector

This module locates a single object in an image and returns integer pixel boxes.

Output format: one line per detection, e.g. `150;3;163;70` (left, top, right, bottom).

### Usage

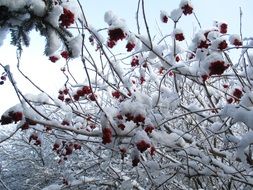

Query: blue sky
0;0;252;115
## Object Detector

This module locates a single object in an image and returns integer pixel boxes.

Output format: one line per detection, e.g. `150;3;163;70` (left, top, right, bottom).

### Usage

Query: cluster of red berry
102;127;112;144
0;111;23;125
58;86;96;103
175;33;185;41
227;88;243;104
29;132;41;146
107;28;126;48
49;51;69;63
53;140;81;162
0;73;6;85
59;8;75;28
209;60;229;76
181;2;193;15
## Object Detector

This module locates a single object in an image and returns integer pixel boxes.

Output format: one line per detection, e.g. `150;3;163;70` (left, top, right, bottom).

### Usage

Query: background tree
0;0;253;189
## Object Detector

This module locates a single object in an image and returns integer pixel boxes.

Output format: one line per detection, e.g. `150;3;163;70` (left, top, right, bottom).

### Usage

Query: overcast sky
0;0;252;115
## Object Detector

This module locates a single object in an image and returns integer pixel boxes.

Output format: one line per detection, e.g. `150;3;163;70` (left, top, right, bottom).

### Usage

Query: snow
237;131;253;163
210;37;227;50
229;34;241;44
170;8;182;22
46;5;63;27
68;34;82;58
151;131;186;147
134;130;150;144
104;11;118;25
42;184;61;190
88;25;105;44
221;104;253;130
160;10;169;22
0;27;8;46
45;29;62;56
0;0;26;11
28;0;46;17
179;0;193;8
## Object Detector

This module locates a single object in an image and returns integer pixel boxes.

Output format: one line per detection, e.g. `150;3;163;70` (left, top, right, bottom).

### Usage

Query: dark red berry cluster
131;56;139;67
209;61;229;76
126;42;135;52
102;127;112;144
232;39;242;46
59;8;75;28
53;140;81;162
0;73;7;85
132;156;140;167
181;2;193;15
107;28;126;48
136;140;151;153
175;33;185;41
29;132;41;146
144;125;155;134
162;15;168;23
219;23;227;34
0;111;23;125
218;40;228;50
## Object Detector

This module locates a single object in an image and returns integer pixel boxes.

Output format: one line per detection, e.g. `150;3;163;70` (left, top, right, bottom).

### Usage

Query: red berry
12;112;23;122
136;140;150;153
63;88;69;95
132;157;140;167
125;113;134;121
82;86;92;94
102;127;112;144
145;125;154;134
219;23;227;34
61;51;69;59
150;146;156;156
116;114;123;120
88;93;96;101
118;123;126;130
140;76;145;84
53;143;60;151
59;8;75;28
77;89;85;97
218;40;228;50
175;33;185;41
73;94;80;101
209;61;228;76
162;16;168;23
233;88;242;99
58;94;64;101
126;42;135;52
65;97;71;103
108;28;126;42
21;123;29;130
175;55;180;62
34;139;41;146
74;143;81;150
198;40;209;49
62;120;70;126
131;56;139;67
65;144;73;155
107;40;116;48
223;84;229;88
202;75;208;82
233;39;242;46
112;91;121;99
227;98;233;104
133;114;145;124
181;3;193;15
0;76;6;81
49;56;59;63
